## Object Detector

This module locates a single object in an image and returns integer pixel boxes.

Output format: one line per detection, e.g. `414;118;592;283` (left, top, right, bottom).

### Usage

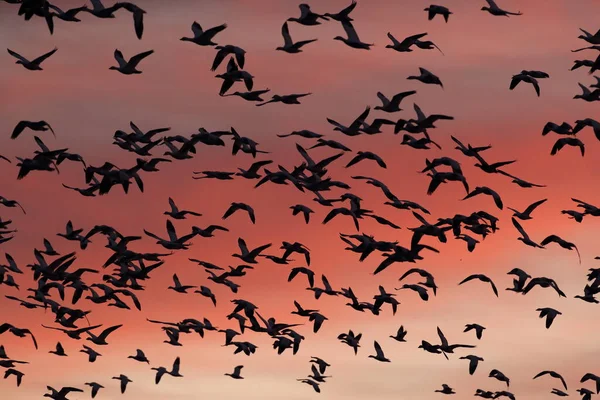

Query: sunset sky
1;0;600;399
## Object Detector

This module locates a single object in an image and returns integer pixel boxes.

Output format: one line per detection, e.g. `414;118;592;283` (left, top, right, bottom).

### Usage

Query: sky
1;0;600;399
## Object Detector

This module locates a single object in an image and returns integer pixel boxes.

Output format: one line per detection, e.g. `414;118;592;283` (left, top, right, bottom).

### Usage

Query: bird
225;365;244;379
180;22;227;46
512;217;544;248
290;204;314;224
490;369;510;387
0;323;38;349
168;274;195;293
390;326;408;342
459;274;499;297
112;374;132;394
425;5;452;22
464;324;486;340
481;0;522;16
345;151;387;169
222;202;256;224
7;47;57;70
288;4;329;26
510;73;541;96
508;199;547;220
463;186;503;210
540;235;581;263
128;349;150;363
460;355;484;375
276;22;317;53
534;371;568;390
334;20;373;50
580;373;600;394
11;120;54;140
85;382;104;399
435;384;456;394
551;137;585;157
257;93;312;107
152;357;183;384
86;324;122;345
232;238;272;263
368;340;390;362
537;307;562;329
407;67;443;88
375;90;417;113
164;198;202;219
49;342;67;356
109;49;154;75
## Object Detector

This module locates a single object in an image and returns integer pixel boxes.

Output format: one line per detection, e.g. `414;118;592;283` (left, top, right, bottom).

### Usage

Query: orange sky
1;0;600;399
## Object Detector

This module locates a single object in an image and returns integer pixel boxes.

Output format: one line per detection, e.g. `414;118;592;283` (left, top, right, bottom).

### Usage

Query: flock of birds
2;0;600;398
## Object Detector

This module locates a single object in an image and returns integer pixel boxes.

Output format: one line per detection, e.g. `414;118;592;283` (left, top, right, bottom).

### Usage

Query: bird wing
349;107;371;130
281;22;293;46
341;20;361;42
6;48;29;63
98;324;122;340
114;49;127;68
166;220;178;241
128;50;154;68
523;198;548;216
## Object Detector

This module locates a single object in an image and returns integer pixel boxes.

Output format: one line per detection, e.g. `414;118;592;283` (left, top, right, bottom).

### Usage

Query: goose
144;220;196;250
386;32;427;52
112;375;132;394
368;340;390;362
551;137;585;157
460;355;484;375
223;89;270;102
508;199;547;220
481;0;522;16
334;20;373;50
232;238;271;263
49;342;67;356
11;120;54;140
277;22;317;53
573;82;600;102
225;365;244;379
458;274;499;297
464;324;486;340
290;204;314;224
168;274;195;293
537;307;562;329
324;0;357;22
407;67;443;88
181;22;227;46
222;202;255;224
44;386;83;399
533;371;568;390
164;197;202;219
257;93;312;107
84;382;104;399
288;4;329;26
211;45;246;71
542;122;573;136
510;73;541;96
435;384;456;394
425;5;452;22
128;349;149;363
216;58;254;96
109;49;153;75
85;324;122;345
374;90;416;112
152;357;183;384
579;28;600;45
0;323;37;348
7;47;57;70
